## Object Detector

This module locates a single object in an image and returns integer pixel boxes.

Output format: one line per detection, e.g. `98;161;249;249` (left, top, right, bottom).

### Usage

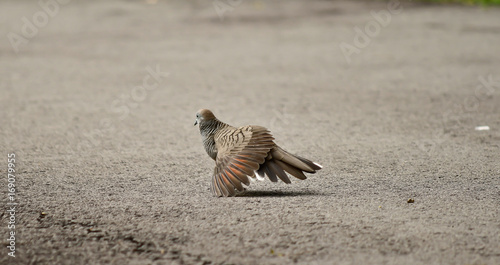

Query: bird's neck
200;119;229;160
200;119;228;138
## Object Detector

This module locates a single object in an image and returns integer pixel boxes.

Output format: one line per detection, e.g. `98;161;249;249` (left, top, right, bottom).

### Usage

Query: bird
194;109;322;197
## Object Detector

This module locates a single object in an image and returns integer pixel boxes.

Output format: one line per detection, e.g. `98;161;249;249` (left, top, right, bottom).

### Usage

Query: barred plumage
194;109;322;197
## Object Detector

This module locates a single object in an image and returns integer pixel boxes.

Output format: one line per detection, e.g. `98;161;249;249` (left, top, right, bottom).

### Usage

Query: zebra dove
194;109;322;197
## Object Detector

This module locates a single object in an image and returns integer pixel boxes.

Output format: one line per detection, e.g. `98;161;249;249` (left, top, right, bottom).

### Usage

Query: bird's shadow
236;189;326;197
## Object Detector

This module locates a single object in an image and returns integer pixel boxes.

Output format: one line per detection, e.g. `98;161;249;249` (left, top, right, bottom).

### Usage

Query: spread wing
211;125;275;197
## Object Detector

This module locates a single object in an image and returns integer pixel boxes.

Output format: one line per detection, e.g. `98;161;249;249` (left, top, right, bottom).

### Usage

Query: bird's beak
194;120;198;126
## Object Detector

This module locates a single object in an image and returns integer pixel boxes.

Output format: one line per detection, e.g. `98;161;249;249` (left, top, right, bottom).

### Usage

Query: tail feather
295;155;323;171
268;160;291;184
256;146;321;183
275;159;307;180
260;162;278;182
271;147;317;173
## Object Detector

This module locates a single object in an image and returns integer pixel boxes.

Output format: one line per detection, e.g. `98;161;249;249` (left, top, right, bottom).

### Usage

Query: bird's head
194;109;216;126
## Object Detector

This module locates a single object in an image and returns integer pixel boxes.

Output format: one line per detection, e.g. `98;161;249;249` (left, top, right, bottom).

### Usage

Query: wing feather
215;173;230;197
212;174;223;197
223;169;244;191
211;125;275;197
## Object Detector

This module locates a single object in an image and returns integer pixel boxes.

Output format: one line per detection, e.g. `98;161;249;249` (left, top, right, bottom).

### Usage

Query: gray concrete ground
1;0;499;264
